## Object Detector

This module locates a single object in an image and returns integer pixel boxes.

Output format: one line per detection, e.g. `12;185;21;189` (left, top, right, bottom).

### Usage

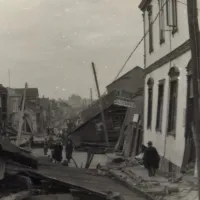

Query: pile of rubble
0;138;111;200
100;155;198;200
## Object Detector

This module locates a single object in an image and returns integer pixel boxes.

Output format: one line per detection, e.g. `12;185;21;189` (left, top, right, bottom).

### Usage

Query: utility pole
16;82;28;146
187;0;200;197
90;88;93;104
8;69;10;88
91;62;109;145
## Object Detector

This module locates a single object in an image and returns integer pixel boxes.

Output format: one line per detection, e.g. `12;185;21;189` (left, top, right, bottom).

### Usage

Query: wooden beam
0;191;30;200
16;83;28;146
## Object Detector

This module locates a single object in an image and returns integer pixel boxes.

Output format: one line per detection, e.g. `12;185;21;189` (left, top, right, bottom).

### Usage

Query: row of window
146;66;180;135
147;0;178;53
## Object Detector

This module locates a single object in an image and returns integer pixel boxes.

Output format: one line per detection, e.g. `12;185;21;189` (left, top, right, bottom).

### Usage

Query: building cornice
144;39;191;75
139;0;152;11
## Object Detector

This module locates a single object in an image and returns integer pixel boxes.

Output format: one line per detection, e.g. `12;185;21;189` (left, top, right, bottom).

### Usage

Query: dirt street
32;148;109;168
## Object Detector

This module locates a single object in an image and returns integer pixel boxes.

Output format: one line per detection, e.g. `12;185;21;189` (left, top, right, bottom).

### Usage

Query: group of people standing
44;119;74;164
44;134;74;164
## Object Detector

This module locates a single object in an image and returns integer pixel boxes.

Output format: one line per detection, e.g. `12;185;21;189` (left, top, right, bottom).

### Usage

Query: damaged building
71;66;144;149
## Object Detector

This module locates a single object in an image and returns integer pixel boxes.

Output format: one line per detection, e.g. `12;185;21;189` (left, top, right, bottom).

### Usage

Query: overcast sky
0;0;143;99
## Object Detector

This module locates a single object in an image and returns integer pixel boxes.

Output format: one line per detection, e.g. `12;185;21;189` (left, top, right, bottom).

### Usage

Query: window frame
147;78;154;129
147;5;154;53
166;0;178;34
156;79;165;132
158;0;165;44
167;66;180;137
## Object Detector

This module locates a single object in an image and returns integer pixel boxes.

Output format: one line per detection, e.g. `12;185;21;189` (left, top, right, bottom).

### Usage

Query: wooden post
115;110;129;152
187;0;200;197
16;83;27;146
91;62;109;145
90;88;93;104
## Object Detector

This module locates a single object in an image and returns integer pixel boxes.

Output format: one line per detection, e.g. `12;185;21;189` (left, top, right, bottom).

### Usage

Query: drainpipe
163;28;173;172
142;12;147;69
142;12;146;146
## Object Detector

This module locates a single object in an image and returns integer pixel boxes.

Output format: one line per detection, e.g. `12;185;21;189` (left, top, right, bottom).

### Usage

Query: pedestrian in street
44;137;48;155
143;141;160;177
52;140;63;163
65;135;73;163
29;135;34;148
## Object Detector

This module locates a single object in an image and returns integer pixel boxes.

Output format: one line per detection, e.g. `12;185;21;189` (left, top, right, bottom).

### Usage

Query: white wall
144;0;189;67
143;50;191;167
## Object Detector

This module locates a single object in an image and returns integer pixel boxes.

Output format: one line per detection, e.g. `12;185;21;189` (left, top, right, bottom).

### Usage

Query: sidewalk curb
107;169;156;200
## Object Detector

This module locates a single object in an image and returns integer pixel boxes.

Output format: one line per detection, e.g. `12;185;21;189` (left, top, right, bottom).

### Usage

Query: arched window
167;66;180;135
156;79;165;132
147;77;154;129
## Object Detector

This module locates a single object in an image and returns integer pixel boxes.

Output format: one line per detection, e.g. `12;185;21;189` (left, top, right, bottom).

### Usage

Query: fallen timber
3;156;148;200
0;137;147;200
0;191;30;200
0;138;38;169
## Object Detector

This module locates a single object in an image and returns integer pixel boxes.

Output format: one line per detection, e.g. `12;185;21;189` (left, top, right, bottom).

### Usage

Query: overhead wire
112;0;170;82
101;0;188;97
100;0;170;96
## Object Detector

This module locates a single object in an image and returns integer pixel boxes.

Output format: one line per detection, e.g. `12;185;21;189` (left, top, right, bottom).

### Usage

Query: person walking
52;140;63;163
143;141;160;177
65;135;73;163
44;137;48;155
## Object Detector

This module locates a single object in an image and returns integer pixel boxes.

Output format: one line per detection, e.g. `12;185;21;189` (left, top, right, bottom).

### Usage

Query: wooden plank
27;194;73;200
0;191;30;200
132;117;141;157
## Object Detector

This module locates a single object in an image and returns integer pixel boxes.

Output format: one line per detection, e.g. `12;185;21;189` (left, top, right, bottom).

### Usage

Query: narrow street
31;151;148;200
0;0;199;199
32;148;109;168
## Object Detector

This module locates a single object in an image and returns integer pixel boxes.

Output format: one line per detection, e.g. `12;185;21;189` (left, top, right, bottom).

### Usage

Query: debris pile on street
0;136;150;200
100;154;198;200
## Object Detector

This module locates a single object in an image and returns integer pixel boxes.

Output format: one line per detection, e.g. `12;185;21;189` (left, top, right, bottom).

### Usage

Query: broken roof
80;90;117;123
106;66;144;93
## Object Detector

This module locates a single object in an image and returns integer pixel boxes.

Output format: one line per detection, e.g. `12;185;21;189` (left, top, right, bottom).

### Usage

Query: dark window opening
147;87;153;129
158;0;165;44
147;5;154;53
166;0;178;34
168;79;178;133
156;82;164;131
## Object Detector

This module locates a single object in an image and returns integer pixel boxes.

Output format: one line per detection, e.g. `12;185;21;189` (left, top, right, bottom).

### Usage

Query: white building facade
139;0;198;172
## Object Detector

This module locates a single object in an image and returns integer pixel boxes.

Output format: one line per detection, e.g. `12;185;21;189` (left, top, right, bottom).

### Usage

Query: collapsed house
71;67;144;149
7;88;50;136
7;88;39;134
115;88;144;157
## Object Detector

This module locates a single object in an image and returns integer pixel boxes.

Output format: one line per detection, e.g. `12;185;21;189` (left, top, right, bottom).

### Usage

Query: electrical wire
102;0;190;97
111;0;170;83
101;0;170;96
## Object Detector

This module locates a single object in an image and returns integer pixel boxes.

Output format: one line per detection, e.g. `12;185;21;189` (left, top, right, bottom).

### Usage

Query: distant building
0;84;8;127
7;88;39;133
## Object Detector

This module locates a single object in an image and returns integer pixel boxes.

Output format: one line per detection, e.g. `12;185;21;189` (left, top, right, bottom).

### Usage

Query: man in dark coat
143;141;160;177
65;135;73;162
52;141;63;163
44;137;48;155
